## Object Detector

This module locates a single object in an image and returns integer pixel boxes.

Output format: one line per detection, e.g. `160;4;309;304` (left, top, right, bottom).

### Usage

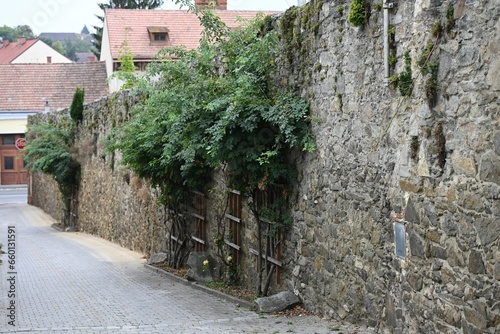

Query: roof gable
104;9;279;60
0;39;38;64
0;62;109;111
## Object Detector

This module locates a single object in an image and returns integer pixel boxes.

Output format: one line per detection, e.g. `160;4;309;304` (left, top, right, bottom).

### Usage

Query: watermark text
6;226;16;327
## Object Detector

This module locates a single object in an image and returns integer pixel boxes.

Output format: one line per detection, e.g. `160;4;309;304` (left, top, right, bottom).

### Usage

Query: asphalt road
0;186;28;205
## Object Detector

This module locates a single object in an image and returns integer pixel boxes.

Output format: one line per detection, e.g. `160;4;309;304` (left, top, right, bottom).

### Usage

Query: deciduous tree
107;7;315;295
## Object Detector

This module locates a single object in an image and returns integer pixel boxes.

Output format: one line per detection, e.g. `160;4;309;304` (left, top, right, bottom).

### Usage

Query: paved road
0;204;375;334
0;186;27;205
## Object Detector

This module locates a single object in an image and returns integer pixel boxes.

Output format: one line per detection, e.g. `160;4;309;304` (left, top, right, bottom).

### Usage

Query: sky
0;0;301;35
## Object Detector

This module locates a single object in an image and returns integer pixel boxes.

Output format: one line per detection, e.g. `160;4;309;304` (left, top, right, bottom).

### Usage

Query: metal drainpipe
383;0;394;85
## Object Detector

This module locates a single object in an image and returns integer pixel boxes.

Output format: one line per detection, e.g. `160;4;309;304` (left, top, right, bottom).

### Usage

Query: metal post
383;1;394;85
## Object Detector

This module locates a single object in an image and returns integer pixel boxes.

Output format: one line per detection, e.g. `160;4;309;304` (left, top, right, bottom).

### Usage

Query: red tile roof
0;62;109;111
0;39;39;64
104;9;279;60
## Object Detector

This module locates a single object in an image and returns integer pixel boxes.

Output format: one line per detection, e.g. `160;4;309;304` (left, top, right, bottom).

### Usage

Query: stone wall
31;93;169;256
275;0;499;333
30;0;499;333
31;172;64;224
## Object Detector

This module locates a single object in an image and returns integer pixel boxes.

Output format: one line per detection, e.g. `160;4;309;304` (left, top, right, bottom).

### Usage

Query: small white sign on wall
394;220;406;259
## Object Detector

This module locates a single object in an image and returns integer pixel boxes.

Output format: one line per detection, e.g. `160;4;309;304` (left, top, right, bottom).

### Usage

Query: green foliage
108;14;314;205
61;37;93;61
0;25;35;41
424;62;439;106
388;52;397;66
431;20;443;37
24;123;80;202
116;40;136;89
348;0;366;27
397;51;413;96
336;5;344;16
418;41;435;74
388;74;399;90
51;41;66;55
388;25;396;36
40;36;92;61
259;197;293;237
69;88;85;123
446;5;456;34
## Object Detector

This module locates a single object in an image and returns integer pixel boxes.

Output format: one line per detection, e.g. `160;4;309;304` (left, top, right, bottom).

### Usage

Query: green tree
39;36;54;46
0;25;35;42
108;8;314;295
16;25;36;39
70;88;85;123
92;0;164;59
50;41;66;56
62;38;92;61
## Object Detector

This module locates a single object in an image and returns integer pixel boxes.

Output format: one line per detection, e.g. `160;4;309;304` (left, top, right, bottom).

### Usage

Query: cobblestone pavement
0;204;377;334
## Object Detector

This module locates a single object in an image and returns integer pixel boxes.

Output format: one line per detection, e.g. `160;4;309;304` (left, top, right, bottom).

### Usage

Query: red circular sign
15;138;27;150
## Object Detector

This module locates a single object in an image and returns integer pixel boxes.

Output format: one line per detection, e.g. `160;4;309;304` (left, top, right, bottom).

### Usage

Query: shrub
69;87;85;123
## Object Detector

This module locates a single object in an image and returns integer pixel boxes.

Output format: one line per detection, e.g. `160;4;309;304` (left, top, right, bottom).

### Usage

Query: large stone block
186;252;222;283
451;154;477;176
473;217;500;246
486;58;500;91
434;299;462;327
147;252;167;264
409;229;425;258
254;291;300;313
478;151;500;184
464;306;488;329
468;250;486;275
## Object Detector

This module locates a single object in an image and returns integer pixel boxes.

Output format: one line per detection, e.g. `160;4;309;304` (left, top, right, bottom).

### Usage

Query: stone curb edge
143;264;255;310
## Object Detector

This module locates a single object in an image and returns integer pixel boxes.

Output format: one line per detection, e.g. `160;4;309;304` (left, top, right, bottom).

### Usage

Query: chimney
44;101;50;112
87;56;96;62
17;37;26;45
195;0;227;10
3;39;10;47
47;56;52;64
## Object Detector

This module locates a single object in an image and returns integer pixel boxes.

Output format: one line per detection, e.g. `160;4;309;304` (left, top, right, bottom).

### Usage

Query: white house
100;0;278;92
0;38;71;64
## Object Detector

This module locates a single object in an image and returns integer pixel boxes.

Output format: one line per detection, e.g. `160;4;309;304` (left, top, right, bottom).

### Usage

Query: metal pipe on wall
383;0;390;84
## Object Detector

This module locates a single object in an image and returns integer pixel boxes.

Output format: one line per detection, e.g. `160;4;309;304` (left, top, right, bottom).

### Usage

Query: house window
154;33;167;41
147;27;169;44
4;157;14;170
2;135;15;145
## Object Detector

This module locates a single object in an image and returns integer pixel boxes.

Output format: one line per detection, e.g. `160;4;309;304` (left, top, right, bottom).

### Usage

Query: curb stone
144;264;255;310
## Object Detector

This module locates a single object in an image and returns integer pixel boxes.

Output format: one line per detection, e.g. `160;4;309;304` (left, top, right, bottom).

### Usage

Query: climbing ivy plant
107;2;315;295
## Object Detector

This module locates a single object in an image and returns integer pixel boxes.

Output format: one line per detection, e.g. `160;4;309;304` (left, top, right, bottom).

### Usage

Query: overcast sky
0;0;300;35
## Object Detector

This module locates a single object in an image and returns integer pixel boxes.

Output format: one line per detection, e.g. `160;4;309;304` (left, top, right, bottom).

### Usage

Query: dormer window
154;34;166;41
147;27;169;45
